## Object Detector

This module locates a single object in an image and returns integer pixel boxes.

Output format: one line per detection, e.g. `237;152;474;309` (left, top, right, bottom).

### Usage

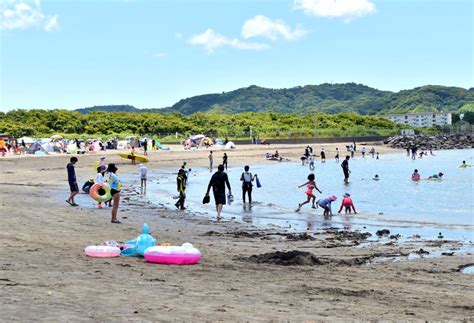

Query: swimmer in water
460;160;472;168
338;193;357;214
373;174;380;181
411;169;421;181
316;195;337;217
428;172;444;180
296;173;322;212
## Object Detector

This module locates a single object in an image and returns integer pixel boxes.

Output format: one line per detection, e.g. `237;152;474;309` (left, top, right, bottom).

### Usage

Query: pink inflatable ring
84;246;121;258
144;243;202;265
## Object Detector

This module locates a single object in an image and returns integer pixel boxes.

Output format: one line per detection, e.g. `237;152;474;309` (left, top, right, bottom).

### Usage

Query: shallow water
145;149;474;243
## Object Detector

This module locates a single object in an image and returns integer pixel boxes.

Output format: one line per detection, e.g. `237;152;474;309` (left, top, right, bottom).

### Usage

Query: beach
1;143;473;321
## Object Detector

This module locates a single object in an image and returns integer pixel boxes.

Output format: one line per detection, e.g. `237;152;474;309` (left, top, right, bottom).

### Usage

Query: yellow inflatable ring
89;183;112;202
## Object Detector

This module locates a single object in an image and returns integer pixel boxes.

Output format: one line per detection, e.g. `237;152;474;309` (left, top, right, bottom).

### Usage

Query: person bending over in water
338;193;357;214
411;169;421;181
428;172;444;180
373;174;380;181
296;174;322;212
317;195;337;217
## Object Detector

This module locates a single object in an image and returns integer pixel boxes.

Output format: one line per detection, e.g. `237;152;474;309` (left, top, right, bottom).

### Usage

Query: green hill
160;84;473;115
72;84;474;116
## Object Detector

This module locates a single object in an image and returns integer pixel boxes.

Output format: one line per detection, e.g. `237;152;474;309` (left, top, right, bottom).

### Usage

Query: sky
0;0;472;111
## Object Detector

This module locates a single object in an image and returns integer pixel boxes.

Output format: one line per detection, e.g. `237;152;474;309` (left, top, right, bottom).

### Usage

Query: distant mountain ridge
75;83;474;115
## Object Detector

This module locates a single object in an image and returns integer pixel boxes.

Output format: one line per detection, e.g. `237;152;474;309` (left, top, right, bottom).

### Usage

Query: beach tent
66;143;78;154
26;141;47;154
42;142;61;153
18;137;36;144
225;141;236;149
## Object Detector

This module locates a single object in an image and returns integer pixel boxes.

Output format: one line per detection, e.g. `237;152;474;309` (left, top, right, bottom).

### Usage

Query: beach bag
227;193;234;205
255;175;262;188
202;195;210;204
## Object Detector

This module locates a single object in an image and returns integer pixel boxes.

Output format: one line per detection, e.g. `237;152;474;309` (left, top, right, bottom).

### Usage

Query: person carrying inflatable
411;169;421;181
94;166;107;208
296;174;322;212
338;193;357;214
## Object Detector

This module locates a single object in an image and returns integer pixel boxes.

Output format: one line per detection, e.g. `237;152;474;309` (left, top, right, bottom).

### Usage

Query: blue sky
1;0;472;111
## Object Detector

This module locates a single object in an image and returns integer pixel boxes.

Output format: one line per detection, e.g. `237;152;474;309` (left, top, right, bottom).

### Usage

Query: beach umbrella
51;134;63;140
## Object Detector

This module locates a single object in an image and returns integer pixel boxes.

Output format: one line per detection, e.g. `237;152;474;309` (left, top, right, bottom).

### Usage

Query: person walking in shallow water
209;151;213;172
223;153;228;171
341;155;351;184
206;165;232;220
240;165;256;204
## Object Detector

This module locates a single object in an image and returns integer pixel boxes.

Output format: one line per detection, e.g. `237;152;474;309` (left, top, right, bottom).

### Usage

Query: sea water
148;149;474;243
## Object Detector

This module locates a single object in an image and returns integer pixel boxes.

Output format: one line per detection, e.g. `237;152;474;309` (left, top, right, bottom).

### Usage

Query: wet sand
1;143;473;321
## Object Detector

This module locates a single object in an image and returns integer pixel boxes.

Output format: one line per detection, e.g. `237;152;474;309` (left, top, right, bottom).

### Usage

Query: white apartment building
381;112;452;128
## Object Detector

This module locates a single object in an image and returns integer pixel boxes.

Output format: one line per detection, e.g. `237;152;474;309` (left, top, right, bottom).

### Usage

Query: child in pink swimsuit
296;173;322;212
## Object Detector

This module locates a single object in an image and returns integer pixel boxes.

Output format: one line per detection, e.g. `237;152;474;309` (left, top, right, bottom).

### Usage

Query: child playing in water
428;172;444;180
373;174;380;181
317;195;337;217
308;156;315;170
411;169;421;181
338;193;357;214
296;174;322;212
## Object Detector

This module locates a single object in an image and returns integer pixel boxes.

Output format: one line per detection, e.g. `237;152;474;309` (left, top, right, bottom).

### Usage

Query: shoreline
1;143;473;320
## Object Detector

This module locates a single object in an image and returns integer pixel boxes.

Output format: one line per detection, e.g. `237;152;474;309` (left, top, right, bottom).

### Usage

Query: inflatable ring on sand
84;246;121;258
144;243;202;265
89;183;112;202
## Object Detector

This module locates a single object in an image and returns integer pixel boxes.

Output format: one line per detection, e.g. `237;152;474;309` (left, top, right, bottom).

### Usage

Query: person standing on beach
335;147;340;162
361;147;366;158
66;157;79;206
411;146;417;160
205;164;232;220
341;156;351;184
209;151;213;172
131;146;136;165
223;153;228;171
139;163;147;194
94;166;106;209
175;169;186;210
143;139;148;156
240;165;256;204
370;147;375;158
106;163;121;224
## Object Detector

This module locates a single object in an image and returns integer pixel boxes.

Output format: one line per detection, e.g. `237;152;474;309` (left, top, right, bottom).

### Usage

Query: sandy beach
1;142;473;321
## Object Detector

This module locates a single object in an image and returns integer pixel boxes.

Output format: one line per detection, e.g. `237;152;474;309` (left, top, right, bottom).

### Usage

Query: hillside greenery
72;84;474;116
158;84;474;115
0;109;418;139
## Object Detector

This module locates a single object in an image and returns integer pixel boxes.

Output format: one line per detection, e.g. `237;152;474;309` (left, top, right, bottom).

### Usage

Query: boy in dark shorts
66;157;79;206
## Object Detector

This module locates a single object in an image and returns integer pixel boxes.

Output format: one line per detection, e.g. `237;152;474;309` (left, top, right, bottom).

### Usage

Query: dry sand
1;142;473;321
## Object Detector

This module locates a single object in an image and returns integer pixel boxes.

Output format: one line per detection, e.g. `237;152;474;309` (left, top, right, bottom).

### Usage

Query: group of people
66;156;122;224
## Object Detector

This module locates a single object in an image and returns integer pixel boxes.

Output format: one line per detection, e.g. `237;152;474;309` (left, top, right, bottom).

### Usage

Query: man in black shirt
341;155;350;184
66;157;79;206
206;164;231;220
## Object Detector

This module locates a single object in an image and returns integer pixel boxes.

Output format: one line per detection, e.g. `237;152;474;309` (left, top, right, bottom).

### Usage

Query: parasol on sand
51;134;63;140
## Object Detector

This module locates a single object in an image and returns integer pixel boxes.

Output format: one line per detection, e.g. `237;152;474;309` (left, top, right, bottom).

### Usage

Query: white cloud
189;28;268;54
1;0;59;31
241;15;307;41
293;0;375;21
